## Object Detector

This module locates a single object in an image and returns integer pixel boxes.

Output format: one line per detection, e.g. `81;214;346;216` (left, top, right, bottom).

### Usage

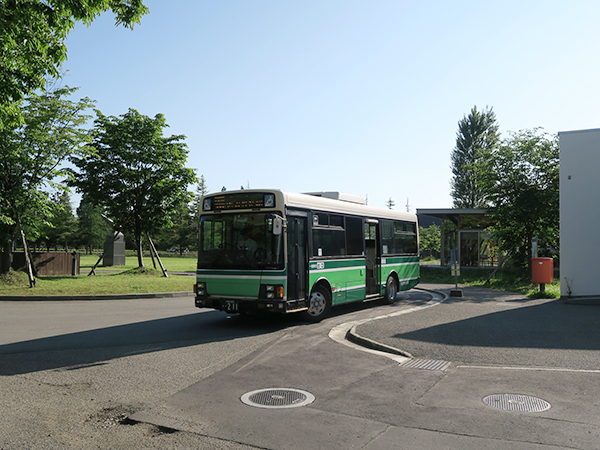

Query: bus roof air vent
304;191;366;205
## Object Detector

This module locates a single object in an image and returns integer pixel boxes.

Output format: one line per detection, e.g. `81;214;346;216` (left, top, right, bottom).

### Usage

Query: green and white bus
195;189;419;321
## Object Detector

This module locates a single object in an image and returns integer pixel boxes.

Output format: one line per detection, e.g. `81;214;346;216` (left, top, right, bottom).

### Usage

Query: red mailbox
532;257;553;284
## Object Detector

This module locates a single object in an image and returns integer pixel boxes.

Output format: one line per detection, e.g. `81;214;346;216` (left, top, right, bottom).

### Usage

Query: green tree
0;0;148;105
75;193;111;254
0;86;94;273
180;173;210;251
70;109;198;269
419;224;441;258
191;174;209;223
450;106;500;208
154;198;196;254
478;128;559;271
42;191;77;251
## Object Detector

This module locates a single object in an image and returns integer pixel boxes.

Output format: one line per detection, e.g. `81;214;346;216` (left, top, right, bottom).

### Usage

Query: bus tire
383;275;398;304
301;285;332;322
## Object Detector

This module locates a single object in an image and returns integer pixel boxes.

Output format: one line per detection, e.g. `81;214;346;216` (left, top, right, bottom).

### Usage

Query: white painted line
457;365;600;374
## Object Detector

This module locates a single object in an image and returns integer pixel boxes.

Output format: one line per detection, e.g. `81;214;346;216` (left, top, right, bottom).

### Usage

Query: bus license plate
224;300;238;312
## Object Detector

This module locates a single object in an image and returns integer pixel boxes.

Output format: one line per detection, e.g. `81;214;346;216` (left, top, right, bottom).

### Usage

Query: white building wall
559;128;600;298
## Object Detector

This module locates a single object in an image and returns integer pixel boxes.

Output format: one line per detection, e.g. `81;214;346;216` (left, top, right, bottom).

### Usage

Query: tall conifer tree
450;106;499;208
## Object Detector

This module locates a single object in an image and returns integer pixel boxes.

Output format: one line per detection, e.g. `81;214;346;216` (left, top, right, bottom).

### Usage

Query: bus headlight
262;284;284;299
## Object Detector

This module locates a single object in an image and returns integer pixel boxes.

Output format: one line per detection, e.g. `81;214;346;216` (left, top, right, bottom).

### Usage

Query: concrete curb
346;326;413;357
0;291;194;302
345;286;449;358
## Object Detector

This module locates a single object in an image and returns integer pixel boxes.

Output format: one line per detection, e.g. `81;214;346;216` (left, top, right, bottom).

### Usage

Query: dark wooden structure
12;252;80;276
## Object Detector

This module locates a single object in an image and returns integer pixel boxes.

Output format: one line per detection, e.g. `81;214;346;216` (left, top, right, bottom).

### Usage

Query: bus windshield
198;213;284;270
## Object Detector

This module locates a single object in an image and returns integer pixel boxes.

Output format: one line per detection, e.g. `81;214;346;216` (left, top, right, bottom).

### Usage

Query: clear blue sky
63;0;600;211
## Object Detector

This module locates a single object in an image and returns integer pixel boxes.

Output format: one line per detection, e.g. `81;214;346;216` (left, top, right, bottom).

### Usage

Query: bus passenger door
287;216;307;304
365;221;380;296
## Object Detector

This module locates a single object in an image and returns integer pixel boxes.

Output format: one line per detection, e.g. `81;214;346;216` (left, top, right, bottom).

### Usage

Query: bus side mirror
273;217;283;235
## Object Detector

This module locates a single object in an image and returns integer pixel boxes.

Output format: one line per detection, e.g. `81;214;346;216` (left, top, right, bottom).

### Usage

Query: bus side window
312;227;345;257
393;220;418;255
314;213;328;226
345;217;363;255
312;213;347;257
381;221;395;254
330;215;344;227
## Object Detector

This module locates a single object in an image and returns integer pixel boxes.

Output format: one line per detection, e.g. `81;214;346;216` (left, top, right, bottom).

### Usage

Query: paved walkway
131;284;600;449
355;283;600;371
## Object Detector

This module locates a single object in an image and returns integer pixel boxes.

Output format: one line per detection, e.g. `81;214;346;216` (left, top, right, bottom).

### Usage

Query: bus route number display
210;193;275;211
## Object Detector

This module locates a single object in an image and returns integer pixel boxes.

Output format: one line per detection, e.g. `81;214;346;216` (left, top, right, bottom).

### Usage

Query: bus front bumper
195;296;307;314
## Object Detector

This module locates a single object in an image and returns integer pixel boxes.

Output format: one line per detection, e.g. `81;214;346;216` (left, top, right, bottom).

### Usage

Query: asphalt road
1;287;599;449
0;296;286;449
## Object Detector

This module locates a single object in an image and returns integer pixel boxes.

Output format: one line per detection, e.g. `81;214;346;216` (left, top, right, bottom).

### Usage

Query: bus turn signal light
264;284;284;299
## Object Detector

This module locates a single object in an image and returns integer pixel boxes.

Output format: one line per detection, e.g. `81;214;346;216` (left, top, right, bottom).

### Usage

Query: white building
558;128;600;300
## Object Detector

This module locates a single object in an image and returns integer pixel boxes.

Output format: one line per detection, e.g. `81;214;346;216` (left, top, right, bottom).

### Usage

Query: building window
456;230;497;267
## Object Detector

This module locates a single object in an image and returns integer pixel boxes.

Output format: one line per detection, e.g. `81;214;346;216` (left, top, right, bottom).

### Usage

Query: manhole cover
241;388;315;409
483;394;551;413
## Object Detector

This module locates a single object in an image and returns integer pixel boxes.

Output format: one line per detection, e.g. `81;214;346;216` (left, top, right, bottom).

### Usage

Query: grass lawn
0;254;197;297
80;253;197;273
420;265;561;299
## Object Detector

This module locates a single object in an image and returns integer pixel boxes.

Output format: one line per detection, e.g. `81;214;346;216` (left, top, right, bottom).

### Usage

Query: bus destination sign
212;193;275;211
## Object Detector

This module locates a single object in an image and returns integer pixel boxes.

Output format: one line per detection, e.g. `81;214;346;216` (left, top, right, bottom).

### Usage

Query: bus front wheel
384;276;398;304
301;285;332;322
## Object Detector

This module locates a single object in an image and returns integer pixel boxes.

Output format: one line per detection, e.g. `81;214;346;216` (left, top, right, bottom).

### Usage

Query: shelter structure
417;208;496;268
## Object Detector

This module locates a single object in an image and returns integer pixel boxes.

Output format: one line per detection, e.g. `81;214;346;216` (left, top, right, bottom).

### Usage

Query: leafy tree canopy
40;190;77;251
76;193;111;253
477;128;559;270
0;86;94;271
419;224;441;256
70;108;198;268
0;0;148;105
153;198;197;254
191;174;208;222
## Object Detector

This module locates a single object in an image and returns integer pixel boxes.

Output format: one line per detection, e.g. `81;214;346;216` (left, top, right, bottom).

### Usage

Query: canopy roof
417;208;494;228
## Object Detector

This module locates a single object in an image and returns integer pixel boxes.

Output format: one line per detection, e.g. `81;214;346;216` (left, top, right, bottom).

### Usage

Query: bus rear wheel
384;276;398;304
301;285;332;322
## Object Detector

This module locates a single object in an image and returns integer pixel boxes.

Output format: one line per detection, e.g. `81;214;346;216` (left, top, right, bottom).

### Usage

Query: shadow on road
0;288;432;376
0;311;301;376
392;298;600;351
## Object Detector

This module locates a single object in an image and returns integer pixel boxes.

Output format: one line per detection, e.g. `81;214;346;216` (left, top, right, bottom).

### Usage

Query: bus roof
204;189;418;223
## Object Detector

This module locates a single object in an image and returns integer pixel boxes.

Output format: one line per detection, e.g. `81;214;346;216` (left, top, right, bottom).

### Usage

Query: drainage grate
483;394;551;413
401;358;451;371
241;388;315;409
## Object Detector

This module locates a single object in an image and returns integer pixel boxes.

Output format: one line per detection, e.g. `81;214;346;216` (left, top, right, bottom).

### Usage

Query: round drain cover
241;388;315;409
483;394;551;413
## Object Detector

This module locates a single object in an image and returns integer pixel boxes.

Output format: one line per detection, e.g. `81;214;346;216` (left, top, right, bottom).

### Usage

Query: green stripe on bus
197;269;287;299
